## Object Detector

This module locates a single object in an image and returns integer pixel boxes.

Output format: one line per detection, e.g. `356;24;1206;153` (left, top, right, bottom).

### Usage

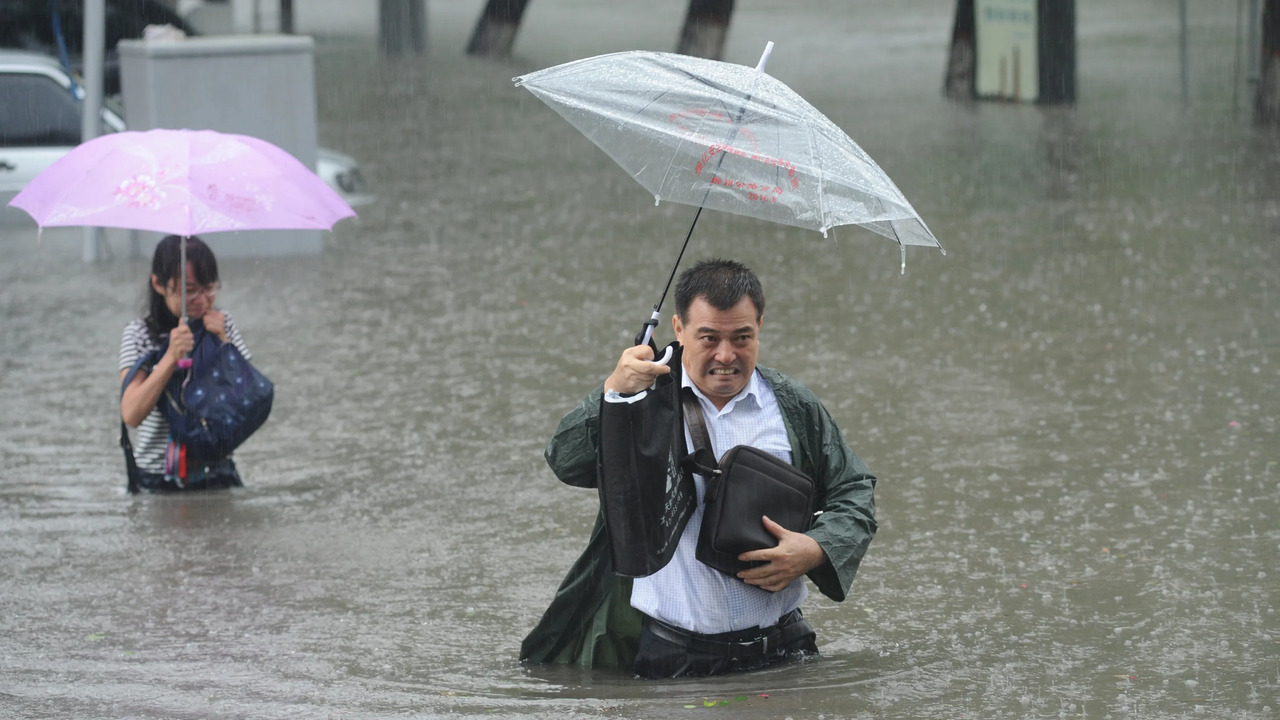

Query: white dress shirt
626;369;807;634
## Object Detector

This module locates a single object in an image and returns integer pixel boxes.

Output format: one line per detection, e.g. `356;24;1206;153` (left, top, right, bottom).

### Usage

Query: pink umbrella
8;128;355;235
8;128;357;367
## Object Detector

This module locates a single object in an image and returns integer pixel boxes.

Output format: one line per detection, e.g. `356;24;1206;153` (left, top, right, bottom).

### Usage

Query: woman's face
153;262;217;320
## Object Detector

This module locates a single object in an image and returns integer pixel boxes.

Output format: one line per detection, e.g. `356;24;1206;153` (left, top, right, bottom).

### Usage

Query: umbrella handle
638;308;661;348
177;358;193;369
653;344;673;367
636;308;672;366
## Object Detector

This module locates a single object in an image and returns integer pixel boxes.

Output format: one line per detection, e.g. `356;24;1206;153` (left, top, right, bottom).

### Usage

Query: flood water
2;1;1278;717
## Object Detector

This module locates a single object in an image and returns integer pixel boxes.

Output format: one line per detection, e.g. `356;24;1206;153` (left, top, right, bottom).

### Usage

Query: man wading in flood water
520;258;877;678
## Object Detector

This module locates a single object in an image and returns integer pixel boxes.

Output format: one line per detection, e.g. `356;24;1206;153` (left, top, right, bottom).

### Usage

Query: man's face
673;295;762;409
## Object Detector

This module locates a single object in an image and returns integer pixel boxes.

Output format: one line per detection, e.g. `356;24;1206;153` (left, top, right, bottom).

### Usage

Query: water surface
1;1;1277;717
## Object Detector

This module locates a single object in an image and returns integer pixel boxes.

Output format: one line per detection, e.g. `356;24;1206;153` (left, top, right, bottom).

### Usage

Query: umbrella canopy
7;128;355;236
514;46;943;252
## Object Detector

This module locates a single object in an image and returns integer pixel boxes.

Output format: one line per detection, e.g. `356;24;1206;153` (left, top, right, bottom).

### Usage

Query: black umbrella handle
635;308;661;347
633;309;674;366
632;307;675;363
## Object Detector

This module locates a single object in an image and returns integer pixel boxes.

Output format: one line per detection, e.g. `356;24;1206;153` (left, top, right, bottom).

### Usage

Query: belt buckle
736;635;768;658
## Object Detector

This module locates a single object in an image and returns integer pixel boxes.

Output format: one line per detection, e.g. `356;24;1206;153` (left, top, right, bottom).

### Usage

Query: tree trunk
942;0;976;100
466;0;533;58
675;0;734;60
279;0;293;34
1037;0;1076;104
1258;0;1280;124
380;0;426;57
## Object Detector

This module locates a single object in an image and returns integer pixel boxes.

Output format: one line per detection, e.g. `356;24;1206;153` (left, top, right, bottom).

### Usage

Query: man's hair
673;258;765;323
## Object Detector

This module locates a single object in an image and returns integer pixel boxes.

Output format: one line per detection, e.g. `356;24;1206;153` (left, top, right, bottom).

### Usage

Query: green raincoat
519;366;878;669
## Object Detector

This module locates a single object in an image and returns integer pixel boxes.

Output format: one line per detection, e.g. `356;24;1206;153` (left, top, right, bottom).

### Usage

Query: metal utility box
118;35;323;256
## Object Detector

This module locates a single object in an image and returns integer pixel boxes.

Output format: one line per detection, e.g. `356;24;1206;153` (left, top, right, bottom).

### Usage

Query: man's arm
732;374;875;597
759;371;876;601
802;398;877;602
544;385;605;489
548;344;674;488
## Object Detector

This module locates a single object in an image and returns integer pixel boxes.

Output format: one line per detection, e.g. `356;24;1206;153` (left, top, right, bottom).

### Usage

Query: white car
0;50;374;210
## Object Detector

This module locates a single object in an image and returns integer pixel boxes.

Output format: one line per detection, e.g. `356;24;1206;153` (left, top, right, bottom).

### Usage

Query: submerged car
1;0;198;96
0;50;374;211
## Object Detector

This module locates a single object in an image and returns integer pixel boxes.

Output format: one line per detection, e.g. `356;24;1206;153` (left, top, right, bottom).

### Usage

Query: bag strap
679;388;722;482
120;420;141;494
119;347;163;495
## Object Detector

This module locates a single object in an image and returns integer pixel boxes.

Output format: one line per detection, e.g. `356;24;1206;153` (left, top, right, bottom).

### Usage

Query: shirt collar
681;366;764;415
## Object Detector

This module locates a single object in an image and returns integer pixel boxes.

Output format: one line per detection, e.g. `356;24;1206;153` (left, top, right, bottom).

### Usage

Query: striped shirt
629;369;807;634
117;314;251;475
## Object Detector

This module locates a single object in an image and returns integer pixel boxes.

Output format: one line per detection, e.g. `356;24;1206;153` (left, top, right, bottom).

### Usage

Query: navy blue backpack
120;319;273;492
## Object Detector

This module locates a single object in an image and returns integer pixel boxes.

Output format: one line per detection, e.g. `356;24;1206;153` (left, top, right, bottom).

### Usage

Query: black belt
645;609;812;662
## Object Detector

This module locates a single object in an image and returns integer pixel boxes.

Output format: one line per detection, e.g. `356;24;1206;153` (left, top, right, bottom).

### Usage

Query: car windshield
0;72;80;147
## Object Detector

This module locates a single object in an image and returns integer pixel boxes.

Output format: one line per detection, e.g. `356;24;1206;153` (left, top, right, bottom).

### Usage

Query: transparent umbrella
515;42;944;344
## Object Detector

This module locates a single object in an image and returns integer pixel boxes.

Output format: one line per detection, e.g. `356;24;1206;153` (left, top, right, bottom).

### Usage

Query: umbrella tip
755;41;775;72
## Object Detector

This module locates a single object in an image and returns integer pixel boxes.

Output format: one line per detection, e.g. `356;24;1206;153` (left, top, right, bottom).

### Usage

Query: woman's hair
144;235;219;340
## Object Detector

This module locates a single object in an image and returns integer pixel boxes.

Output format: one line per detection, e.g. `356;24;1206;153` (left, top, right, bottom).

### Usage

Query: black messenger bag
680;388;817;577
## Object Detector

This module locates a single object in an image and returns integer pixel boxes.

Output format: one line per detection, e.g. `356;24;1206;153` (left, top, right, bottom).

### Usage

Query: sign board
975;0;1039;103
